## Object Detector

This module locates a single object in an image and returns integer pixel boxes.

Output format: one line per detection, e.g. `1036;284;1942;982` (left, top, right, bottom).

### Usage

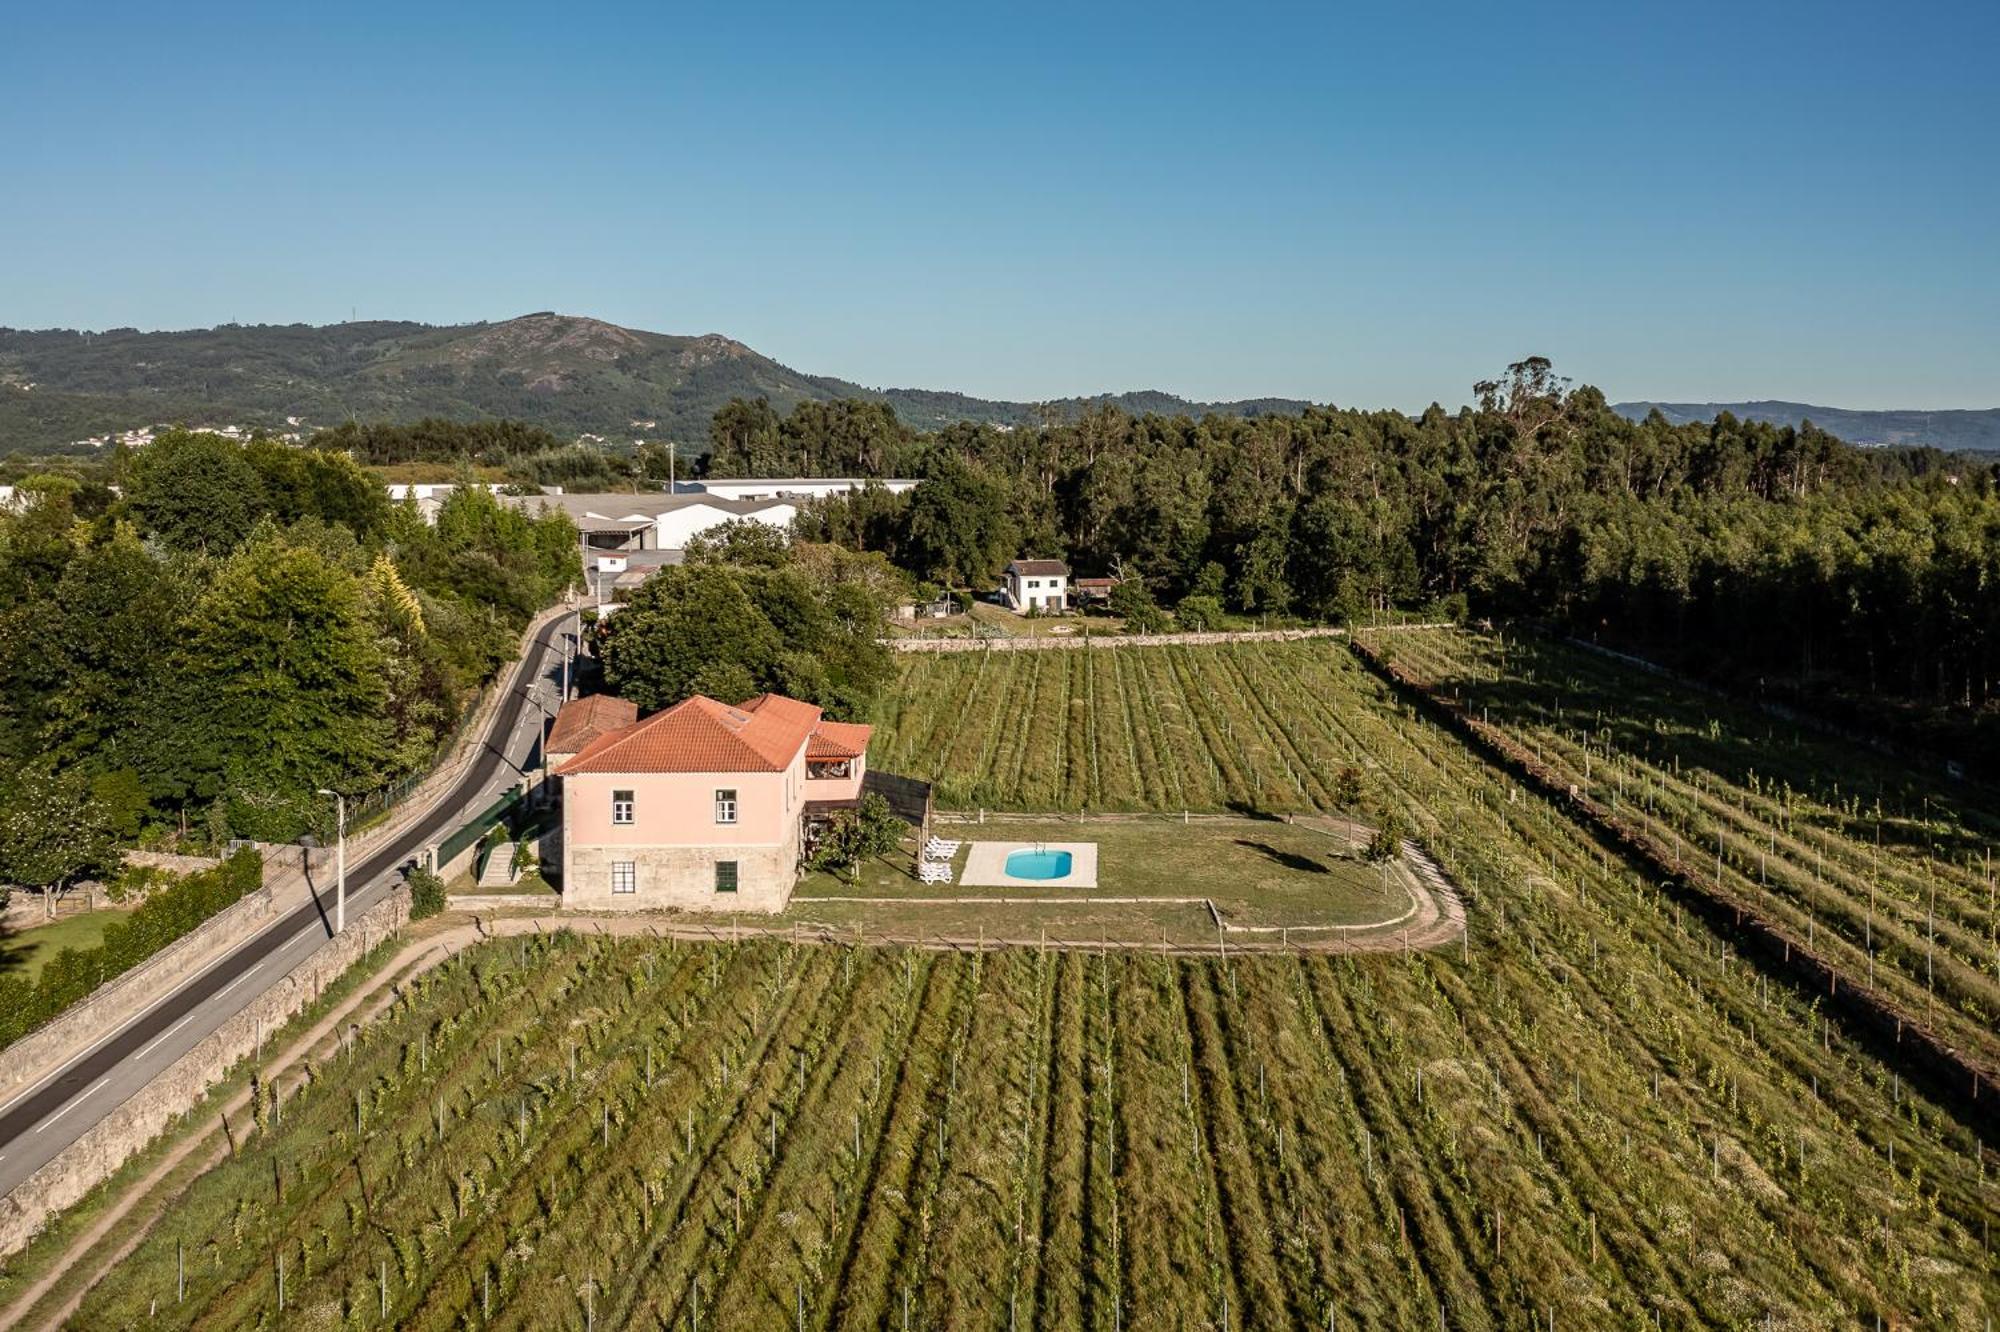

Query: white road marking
211;959;265;1000
134;1014;196;1060
35;1078;108;1132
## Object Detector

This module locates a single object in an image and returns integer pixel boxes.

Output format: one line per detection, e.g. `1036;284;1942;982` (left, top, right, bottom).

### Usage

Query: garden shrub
0;847;264;1050
407;867;447;920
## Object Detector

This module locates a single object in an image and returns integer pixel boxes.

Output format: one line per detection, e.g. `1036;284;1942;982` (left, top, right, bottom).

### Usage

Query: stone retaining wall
447;893;558;912
0;887;411;1258
889;623;1452;653
0;878;300;1106
121;851;224;878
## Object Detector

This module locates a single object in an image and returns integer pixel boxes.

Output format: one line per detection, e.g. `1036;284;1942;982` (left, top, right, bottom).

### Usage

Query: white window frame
715;788;738;824
611;861;635;894
611;789;634;825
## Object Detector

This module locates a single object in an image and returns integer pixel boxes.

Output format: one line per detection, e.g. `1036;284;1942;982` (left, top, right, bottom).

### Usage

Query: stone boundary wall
448;892;558;912
366;600;569;833
0;887;411;1258
888;622;1453;653
121;851;223;878
0;878;299;1106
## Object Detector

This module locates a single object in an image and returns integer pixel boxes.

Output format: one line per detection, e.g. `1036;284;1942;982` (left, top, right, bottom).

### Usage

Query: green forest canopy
0;431;579;864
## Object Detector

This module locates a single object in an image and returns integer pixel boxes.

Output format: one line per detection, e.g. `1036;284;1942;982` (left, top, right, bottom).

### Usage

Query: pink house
554;692;871;912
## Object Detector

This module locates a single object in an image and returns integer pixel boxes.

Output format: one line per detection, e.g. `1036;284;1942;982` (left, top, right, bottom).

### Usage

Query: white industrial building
486;478;917;605
385;482;509;523
675;477;917;503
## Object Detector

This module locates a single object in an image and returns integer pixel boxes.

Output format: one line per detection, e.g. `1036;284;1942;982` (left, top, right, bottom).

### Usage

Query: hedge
0;848;264;1051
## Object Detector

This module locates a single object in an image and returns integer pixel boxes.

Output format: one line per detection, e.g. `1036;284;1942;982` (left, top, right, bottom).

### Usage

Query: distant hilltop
0;314;1311;453
1613;400;2000;454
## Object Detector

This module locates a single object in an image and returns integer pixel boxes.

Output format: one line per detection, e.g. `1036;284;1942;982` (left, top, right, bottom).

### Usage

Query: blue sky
2;1;1994;410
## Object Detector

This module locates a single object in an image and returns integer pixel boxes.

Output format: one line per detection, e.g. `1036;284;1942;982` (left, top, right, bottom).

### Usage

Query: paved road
0;610;575;1197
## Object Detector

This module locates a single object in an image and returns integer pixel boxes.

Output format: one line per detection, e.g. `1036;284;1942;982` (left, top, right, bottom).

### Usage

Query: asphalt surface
0;610;575;1197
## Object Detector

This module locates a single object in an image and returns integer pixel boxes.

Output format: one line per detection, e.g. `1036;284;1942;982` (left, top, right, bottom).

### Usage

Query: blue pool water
1004;848;1073;880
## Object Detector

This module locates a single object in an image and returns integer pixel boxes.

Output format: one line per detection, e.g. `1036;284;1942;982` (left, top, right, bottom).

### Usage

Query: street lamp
316;788;346;934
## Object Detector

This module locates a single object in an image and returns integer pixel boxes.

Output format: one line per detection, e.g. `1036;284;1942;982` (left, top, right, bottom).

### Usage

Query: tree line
751;359;2000;748
0;430;579;897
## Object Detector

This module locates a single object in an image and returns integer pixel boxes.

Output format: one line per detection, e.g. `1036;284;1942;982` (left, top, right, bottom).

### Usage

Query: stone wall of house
0;886;411;1258
564;841;796;914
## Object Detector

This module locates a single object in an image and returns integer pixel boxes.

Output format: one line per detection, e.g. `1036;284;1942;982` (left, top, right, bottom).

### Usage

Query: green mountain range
0;314;1312;453
5;314;1990;455
1611;400;2000;454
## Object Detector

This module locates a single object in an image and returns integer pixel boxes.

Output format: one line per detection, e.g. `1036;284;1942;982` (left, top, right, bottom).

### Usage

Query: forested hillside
0;315;1310;451
1616;400;2000;453
0;433;578;907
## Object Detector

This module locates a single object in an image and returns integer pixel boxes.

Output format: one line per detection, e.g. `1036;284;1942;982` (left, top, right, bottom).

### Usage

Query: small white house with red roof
1002;559;1069;612
553;691;872;912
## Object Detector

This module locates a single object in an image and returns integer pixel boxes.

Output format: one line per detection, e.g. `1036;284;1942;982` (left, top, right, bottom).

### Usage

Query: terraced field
54;638;1998;1329
1366;626;2000;1087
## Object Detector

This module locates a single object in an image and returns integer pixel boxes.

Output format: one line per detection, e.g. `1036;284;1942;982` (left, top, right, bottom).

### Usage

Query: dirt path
8;861;1468;1328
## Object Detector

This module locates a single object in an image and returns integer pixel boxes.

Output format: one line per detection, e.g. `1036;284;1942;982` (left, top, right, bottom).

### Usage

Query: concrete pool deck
960;841;1100;889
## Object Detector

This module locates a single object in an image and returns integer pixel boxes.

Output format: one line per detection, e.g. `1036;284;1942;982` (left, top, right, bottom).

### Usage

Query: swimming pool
1003;847;1074;881
960;841;1098;888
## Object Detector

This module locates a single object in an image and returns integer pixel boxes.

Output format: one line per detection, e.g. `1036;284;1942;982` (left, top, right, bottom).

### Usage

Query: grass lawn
782;815;1410;945
0;908;132;981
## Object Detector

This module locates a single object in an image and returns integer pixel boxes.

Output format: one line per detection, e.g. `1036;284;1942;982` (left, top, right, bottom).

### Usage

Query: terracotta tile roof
738;693;823;730
546;694;639;756
807;720;872;759
557;693;822;775
1006;559;1069;577
1074;576;1119;588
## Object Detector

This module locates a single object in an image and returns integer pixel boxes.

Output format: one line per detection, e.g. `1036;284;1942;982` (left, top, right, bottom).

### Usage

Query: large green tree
122;430;267;555
0;762;118;918
601;566;784;710
179;532;392;839
902;452;1017;588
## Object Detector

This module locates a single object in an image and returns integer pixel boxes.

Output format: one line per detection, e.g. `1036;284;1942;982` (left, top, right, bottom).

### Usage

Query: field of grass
1366;626;2000;1086
0;908;130;982
65;637;1999;1328
786;816;1405;944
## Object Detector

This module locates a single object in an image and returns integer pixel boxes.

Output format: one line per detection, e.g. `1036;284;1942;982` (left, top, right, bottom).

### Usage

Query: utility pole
316;789;346;933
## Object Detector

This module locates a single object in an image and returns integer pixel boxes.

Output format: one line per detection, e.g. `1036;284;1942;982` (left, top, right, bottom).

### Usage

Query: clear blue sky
3;1;1994;411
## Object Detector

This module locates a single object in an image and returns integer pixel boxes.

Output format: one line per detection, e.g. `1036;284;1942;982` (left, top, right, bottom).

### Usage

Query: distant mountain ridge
0;314;1312;452
3;315;1990;455
1613;400;2000;454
